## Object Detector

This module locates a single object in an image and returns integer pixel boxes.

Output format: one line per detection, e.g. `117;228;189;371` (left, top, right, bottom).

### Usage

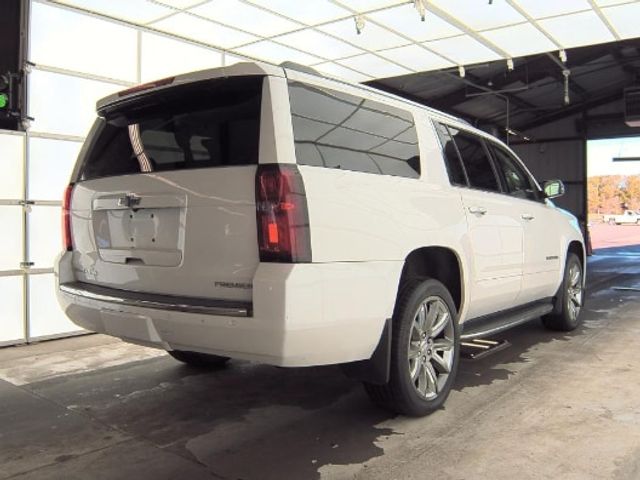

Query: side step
460;301;553;341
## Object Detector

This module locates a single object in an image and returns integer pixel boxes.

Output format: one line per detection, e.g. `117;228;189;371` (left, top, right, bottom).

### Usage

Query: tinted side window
449;128;500;192
434;122;467;186
288;81;420;178
489;144;539;201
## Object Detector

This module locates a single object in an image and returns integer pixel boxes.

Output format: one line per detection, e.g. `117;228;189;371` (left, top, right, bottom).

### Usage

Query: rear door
69;76;265;302
436;123;524;319
488;142;562;303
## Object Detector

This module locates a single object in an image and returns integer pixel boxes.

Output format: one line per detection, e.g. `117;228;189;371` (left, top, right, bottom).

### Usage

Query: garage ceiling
369;38;640;135
45;0;640;83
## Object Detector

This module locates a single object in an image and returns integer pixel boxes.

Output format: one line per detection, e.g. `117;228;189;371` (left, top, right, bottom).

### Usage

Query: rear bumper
59;282;252;317
55;252;402;367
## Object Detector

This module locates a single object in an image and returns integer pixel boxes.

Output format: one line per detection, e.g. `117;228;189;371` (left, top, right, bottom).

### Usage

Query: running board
460;302;553;340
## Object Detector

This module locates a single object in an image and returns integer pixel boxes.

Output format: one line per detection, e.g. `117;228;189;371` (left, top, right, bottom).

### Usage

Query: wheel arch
567;240;585;266
567;240;586;287
397;246;465;316
342;245;465;386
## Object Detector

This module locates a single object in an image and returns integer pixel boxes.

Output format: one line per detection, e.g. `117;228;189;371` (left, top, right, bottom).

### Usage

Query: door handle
468;206;487;215
521;213;535;221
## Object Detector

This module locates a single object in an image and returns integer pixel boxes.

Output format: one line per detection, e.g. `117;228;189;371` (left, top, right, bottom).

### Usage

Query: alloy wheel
407;296;455;400
566;263;583;321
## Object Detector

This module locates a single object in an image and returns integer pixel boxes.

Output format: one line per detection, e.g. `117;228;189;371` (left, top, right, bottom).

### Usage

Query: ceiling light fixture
458;65;465;78
354;15;365;35
414;0;426;21
559;49;567;63
507;58;514;71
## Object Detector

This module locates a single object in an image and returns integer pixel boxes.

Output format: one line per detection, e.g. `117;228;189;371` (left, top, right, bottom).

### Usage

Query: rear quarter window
288;81;420;178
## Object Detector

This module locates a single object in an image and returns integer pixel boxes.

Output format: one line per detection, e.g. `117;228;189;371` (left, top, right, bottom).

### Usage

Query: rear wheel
542;252;584;331
364;279;460;417
168;350;230;368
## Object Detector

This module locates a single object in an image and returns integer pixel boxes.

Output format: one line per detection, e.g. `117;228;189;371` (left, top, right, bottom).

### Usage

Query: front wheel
168;350;230;368
364;278;460;417
542;253;584;331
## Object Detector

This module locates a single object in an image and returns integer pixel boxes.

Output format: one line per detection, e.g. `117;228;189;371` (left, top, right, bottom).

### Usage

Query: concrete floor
2;247;640;480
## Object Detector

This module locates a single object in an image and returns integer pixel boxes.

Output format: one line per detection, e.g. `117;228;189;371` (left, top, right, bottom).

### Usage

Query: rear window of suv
288;81;420;178
78;76;263;181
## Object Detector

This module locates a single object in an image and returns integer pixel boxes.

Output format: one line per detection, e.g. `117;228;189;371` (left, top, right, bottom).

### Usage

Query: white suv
56;62;585;416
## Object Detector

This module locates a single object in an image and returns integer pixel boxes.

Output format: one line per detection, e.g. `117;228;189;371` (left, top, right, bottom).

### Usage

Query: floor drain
461;338;510;360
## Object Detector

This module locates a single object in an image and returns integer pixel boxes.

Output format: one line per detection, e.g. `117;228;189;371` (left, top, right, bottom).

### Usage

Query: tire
364;278;460;417
167;350;230;368
542;252;584;331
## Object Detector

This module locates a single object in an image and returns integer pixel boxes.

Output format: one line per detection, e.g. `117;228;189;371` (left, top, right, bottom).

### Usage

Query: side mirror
543;179;565;199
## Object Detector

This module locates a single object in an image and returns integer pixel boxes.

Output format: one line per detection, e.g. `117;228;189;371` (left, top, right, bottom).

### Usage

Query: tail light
255;164;311;262
62;184;74;251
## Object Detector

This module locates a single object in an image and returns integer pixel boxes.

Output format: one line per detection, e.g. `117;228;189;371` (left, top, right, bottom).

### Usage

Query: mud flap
340;318;391;385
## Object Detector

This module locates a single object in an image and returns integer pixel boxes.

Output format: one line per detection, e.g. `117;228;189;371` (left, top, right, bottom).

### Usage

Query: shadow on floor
16;258;634;480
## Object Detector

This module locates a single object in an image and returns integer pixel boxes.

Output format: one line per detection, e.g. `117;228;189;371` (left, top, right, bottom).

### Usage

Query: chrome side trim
60;282;252;317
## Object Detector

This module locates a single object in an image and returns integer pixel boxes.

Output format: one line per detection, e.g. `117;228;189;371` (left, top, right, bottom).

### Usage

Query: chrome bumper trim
60;282;252;317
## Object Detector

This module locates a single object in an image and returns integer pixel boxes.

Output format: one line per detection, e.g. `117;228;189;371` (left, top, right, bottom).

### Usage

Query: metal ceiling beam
610;46;640;81
328;0;458;69
387;65;539;114
405;42;624;112
588;0;621;41
517;91;623;132
506;0;562;49
444;70;537;111
421;2;510;62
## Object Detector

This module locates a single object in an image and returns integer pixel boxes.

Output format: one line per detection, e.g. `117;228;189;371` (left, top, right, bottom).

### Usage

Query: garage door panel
0;276;25;344
29;274;81;339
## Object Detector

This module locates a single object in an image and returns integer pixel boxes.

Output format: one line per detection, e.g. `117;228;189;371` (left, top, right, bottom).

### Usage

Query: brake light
117;76;175;97
62;184;74;251
255;164;311;263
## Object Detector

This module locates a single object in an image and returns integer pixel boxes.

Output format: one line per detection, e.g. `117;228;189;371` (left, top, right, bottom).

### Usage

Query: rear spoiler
96;61;283;115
